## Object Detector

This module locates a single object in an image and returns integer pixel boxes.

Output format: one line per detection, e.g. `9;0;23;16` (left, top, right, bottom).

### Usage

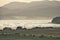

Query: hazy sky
0;0;41;6
0;0;60;6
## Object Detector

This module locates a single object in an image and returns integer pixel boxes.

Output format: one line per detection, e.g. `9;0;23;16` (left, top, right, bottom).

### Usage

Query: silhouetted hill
52;17;60;24
0;1;60;19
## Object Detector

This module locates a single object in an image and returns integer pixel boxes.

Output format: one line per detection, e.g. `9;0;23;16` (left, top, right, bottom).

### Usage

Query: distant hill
52;17;60;24
0;1;60;20
3;2;27;9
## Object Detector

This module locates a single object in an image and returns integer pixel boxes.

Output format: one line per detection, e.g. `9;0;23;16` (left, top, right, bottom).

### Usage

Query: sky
0;0;60;7
0;0;40;6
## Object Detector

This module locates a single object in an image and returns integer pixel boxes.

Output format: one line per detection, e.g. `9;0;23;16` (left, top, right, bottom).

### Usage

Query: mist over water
0;20;60;30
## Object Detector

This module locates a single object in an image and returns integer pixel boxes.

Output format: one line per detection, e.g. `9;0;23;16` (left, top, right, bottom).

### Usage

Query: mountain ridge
0;1;60;20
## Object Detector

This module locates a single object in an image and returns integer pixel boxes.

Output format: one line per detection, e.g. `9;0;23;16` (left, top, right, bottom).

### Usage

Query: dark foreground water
0;35;60;40
0;37;60;40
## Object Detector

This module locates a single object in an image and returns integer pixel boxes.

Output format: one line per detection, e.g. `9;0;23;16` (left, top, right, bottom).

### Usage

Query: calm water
0;20;60;29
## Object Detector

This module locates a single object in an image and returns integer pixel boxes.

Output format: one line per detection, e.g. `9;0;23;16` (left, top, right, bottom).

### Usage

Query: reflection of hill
0;1;60;19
